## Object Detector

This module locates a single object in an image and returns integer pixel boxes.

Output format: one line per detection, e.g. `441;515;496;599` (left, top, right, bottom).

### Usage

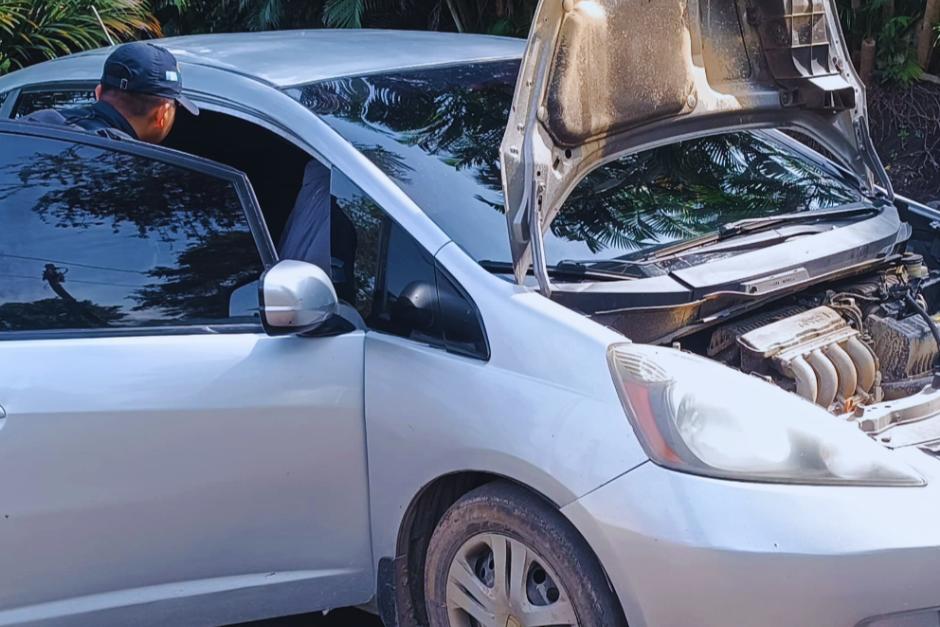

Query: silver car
1;1;940;626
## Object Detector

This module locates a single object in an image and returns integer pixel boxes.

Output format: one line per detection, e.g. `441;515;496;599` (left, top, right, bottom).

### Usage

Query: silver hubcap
444;533;578;627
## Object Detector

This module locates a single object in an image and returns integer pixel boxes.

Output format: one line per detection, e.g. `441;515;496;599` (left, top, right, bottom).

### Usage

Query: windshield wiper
479;260;628;281
717;202;877;240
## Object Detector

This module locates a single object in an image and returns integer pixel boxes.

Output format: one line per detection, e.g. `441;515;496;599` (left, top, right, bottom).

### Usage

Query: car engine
698;253;940;429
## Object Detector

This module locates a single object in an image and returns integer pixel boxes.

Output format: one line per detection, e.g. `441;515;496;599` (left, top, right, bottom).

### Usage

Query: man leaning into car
24;41;198;143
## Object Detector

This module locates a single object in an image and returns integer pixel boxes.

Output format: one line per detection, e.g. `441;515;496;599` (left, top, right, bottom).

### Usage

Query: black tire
424;481;627;627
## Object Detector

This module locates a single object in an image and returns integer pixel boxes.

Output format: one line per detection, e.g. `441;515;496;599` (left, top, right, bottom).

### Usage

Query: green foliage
877;14;923;85
837;0;925;86
155;0;320;35
0;0;933;88
155;0;531;35
0;0;161;75
323;0;364;28
157;0;288;34
838;0;893;42
442;0;534;34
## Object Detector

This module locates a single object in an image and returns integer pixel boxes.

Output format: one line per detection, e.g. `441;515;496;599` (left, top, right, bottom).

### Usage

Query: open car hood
500;0;892;288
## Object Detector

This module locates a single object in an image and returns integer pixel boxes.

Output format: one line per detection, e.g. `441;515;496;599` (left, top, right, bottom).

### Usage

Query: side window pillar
328;169;489;359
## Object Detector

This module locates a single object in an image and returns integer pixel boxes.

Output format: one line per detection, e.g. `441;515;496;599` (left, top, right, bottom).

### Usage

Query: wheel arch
380;470;619;627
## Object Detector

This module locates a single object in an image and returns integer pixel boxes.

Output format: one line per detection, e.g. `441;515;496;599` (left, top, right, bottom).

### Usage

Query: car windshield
287;61;861;269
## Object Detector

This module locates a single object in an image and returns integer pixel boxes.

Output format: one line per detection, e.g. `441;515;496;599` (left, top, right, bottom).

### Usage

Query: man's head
96;42;199;143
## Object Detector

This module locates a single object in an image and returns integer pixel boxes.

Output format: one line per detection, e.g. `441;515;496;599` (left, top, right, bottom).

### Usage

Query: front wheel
424;482;626;627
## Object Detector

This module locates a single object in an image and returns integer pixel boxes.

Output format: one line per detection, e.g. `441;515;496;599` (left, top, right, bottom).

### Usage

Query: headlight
608;343;924;486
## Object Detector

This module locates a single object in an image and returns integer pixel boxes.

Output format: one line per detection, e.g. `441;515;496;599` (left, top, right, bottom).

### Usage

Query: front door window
0;131;264;333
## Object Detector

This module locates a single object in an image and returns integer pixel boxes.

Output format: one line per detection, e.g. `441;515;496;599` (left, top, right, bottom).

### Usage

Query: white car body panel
0;28;938;627
0;333;372;625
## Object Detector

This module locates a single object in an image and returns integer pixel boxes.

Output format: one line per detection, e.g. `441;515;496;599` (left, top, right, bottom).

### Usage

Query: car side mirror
259;260;338;336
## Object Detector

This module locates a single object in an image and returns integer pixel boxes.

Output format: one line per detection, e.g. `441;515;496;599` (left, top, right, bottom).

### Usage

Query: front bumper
562;448;940;627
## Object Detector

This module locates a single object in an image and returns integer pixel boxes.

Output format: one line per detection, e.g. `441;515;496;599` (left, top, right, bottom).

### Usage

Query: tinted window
0;133;263;332
290;62;861;267
370;222;440;343
13;90;97;118
329;170;485;356
290;63;515;265
330;169;385;318
436;267;488;359
331;169;438;337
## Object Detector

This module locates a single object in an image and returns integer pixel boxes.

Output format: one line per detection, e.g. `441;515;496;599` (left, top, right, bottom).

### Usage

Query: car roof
5;30;525;89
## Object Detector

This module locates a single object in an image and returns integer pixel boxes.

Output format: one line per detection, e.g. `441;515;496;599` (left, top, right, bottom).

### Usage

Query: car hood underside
500;0;892;287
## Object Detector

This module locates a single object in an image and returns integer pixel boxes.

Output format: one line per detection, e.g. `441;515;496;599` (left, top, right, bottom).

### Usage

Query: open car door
0;121;372;624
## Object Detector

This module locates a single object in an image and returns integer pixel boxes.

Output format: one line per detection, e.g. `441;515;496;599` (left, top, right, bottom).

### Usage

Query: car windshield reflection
288;61;862;274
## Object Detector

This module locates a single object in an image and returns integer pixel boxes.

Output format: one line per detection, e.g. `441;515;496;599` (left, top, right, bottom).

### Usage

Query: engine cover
737;306;880;410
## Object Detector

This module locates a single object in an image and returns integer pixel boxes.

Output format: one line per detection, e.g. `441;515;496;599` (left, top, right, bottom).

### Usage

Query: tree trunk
860;37;877;85
918;0;940;69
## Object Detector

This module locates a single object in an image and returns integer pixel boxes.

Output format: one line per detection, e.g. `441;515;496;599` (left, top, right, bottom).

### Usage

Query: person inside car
24;41;198;142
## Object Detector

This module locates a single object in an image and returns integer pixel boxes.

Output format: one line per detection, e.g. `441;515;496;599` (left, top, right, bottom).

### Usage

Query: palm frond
0;0;162;75
323;0;364;27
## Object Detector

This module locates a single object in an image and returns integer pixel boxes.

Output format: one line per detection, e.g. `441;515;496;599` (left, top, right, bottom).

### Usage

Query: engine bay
697;254;937;405
680;252;940;450
562;199;940;453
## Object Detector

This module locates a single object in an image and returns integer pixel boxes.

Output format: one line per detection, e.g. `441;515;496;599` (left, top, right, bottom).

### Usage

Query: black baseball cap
100;42;199;115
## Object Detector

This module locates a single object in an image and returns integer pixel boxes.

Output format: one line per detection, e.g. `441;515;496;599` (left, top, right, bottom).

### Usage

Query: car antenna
91;5;117;47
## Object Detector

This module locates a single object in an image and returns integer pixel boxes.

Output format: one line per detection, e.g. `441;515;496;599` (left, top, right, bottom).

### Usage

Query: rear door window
0;129;268;334
11;88;97;118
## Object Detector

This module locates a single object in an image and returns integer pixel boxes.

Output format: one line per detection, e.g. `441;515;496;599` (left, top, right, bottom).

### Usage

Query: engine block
737;306;880;410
